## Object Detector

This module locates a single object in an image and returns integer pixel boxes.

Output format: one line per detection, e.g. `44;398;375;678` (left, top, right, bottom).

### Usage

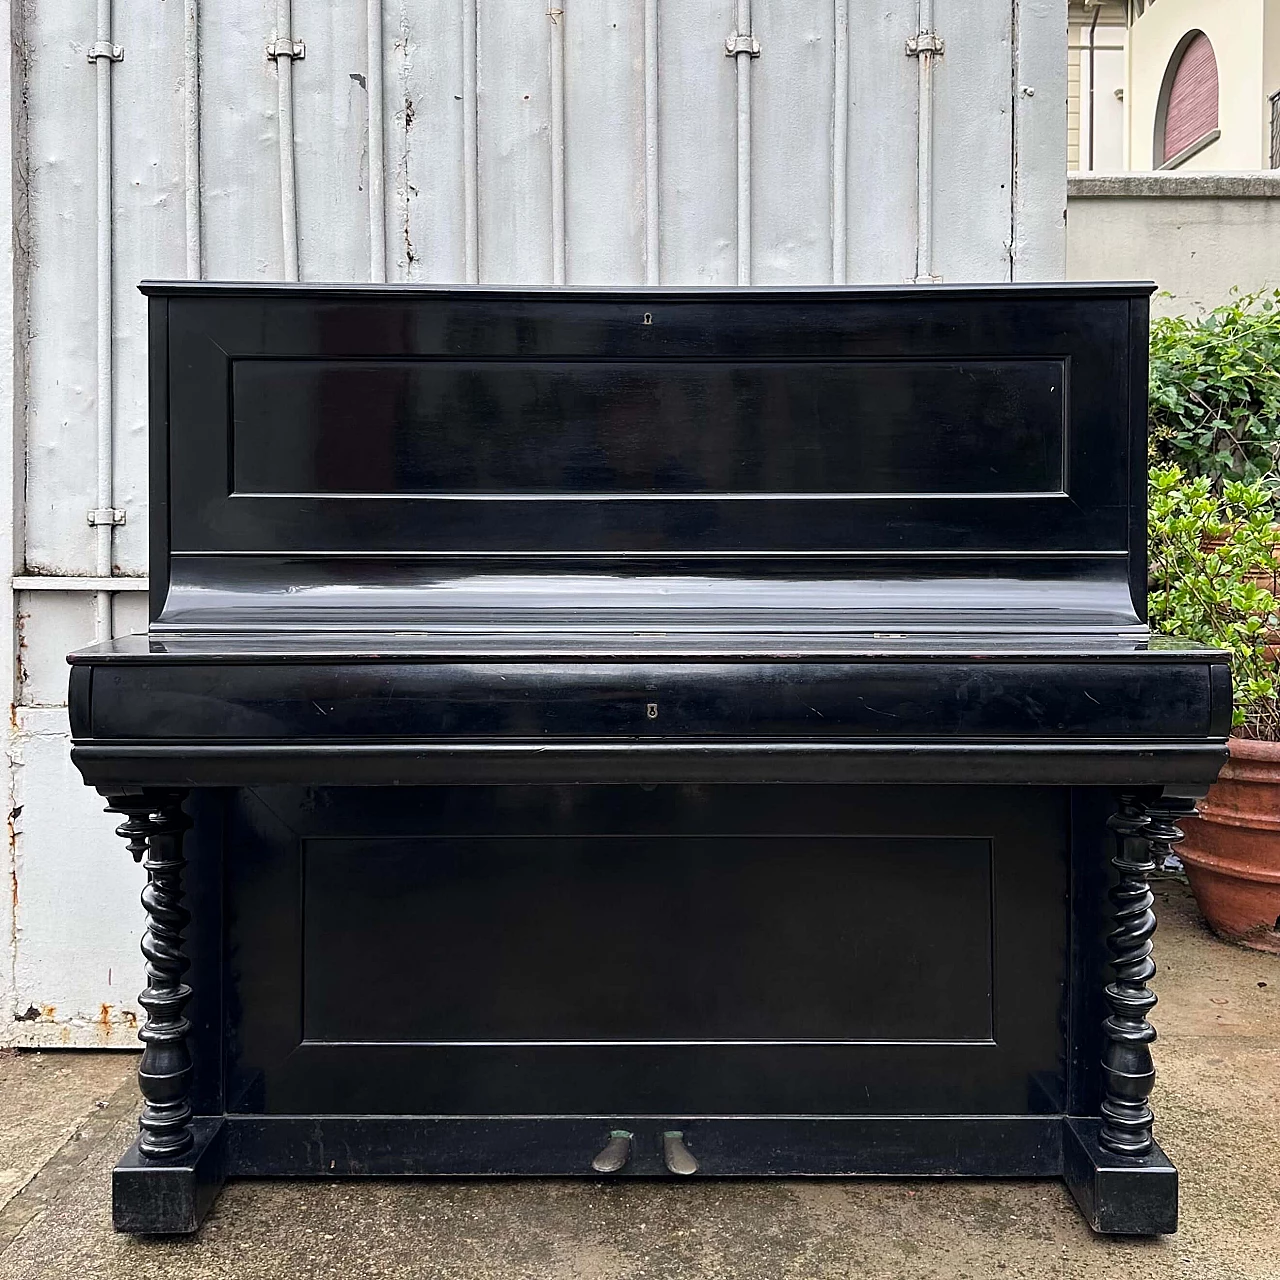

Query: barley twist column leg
1099;794;1161;1156
105;790;195;1159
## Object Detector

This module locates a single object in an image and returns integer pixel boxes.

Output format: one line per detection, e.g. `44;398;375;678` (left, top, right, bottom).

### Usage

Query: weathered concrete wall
1067;171;1280;316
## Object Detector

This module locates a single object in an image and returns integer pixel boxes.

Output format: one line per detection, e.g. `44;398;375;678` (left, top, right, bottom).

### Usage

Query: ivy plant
1148;465;1280;738
1149;289;1280;488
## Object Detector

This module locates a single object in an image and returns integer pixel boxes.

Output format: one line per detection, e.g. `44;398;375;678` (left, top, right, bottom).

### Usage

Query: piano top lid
140;281;1157;639
140;280;1158;295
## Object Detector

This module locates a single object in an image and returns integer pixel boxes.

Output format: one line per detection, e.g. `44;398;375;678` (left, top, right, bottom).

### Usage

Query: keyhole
646;702;659;720
642;312;653;325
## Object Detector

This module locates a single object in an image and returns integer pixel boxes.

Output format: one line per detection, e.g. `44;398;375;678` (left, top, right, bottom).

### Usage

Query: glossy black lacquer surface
233;356;1067;495
72;283;1230;785
146;283;1140;570
225;784;1061;1117
68;284;1228;1236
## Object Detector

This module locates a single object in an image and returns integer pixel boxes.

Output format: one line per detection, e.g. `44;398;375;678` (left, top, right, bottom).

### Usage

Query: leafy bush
1149;465;1280;738
1149;289;1280;487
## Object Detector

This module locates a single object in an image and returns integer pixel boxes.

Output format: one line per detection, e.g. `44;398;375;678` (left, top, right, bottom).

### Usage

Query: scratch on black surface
858;699;899;718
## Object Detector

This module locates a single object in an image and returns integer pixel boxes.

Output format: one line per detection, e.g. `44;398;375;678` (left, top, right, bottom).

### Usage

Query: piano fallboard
69;634;1228;788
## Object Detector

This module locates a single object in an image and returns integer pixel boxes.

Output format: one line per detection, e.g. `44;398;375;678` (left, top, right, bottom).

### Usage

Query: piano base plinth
1062;1118;1179;1236
111;1117;227;1235
106;1114;1178;1235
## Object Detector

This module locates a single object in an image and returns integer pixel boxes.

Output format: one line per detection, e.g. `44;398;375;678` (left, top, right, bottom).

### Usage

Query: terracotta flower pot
1180;737;1280;953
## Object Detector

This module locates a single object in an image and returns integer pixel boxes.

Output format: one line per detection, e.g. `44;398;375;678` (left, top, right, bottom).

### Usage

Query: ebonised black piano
68;282;1229;1236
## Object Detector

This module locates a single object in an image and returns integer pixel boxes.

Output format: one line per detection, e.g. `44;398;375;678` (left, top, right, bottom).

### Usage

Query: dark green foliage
1148;290;1280;488
1149;466;1279;738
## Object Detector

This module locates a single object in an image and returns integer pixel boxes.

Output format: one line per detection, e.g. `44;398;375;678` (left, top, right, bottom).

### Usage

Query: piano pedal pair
591;1129;699;1176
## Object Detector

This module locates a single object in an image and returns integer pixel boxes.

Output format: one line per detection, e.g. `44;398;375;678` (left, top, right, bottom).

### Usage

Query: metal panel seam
643;0;659;284
832;0;848;284
549;3;565;285
367;0;387;283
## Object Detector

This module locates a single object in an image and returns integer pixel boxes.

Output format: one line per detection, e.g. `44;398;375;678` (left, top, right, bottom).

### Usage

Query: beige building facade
1069;2;1128;170
1067;3;1280;320
1071;0;1280;170
1127;0;1280;168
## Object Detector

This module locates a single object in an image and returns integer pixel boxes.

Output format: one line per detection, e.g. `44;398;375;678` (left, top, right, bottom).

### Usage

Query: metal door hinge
906;31;944;56
87;42;124;63
87;507;126;527
267;38;305;61
725;32;760;57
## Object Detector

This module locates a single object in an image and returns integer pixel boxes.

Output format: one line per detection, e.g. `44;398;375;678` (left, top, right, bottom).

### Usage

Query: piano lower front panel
210;783;1079;1122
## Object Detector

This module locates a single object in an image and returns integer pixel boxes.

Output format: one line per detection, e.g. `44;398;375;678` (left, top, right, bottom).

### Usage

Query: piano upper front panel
153;285;1138;562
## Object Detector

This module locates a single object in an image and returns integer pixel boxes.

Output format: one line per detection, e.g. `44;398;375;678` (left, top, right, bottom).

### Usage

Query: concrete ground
1;878;1277;1280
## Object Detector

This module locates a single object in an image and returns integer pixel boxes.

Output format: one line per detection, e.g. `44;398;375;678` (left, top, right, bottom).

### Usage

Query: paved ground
1;878;1277;1280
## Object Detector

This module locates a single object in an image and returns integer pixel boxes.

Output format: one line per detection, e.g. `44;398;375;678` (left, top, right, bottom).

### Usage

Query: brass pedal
662;1130;698;1175
591;1130;633;1174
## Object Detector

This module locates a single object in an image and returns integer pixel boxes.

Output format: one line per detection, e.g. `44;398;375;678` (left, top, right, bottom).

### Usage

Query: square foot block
1063;1117;1178;1235
112;1118;227;1235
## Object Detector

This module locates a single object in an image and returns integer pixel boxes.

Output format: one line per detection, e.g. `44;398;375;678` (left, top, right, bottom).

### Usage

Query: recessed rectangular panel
301;834;993;1043
232;358;1064;496
162;287;1144;556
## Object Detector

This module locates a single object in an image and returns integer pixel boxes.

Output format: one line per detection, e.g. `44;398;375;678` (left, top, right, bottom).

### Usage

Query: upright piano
68;282;1229;1236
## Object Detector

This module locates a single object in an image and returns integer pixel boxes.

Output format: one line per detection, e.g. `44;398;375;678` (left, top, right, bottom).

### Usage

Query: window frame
1153;29;1220;169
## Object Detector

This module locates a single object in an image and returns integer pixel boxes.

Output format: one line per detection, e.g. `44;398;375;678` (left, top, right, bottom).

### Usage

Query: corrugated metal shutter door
0;0;1068;1049
1162;31;1217;162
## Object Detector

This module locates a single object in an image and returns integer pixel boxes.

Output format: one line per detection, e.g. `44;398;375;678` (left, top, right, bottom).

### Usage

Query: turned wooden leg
105;790;195;1160
1144;794;1199;875
1062;792;1185;1233
1100;794;1161;1157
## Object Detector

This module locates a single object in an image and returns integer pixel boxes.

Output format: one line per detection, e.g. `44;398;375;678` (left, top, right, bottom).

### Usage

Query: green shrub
1149;289;1280;487
1149;465;1280;738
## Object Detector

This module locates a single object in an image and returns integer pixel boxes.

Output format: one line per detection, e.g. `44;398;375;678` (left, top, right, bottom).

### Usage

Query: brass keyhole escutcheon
646;702;659;720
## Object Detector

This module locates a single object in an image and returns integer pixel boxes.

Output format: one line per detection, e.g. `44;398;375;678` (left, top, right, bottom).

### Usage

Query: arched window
1155;31;1219;167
